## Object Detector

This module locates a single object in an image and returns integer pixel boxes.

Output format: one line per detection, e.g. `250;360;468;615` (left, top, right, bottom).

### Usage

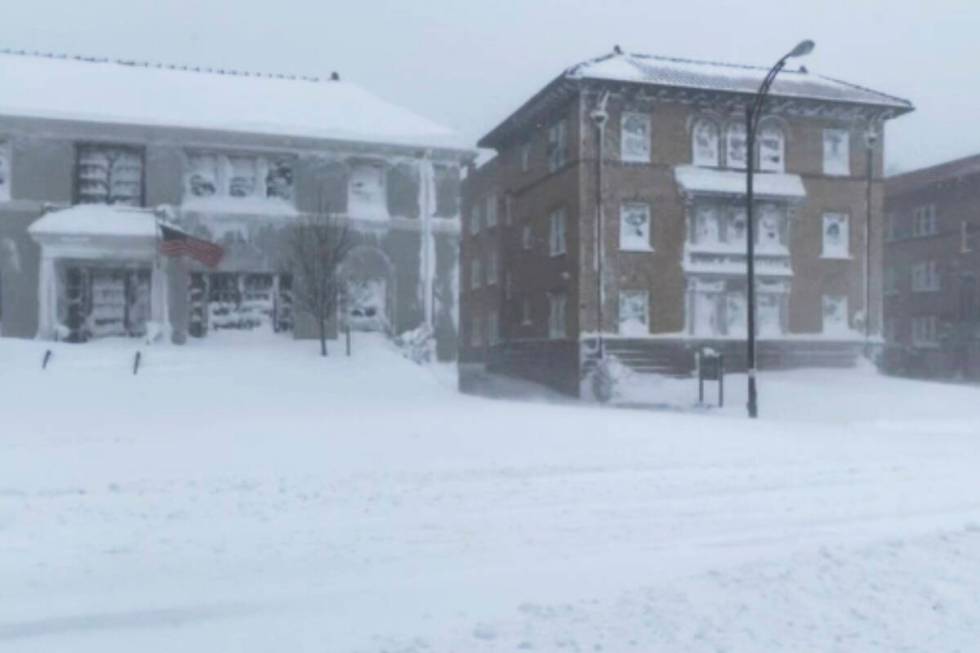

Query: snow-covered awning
29;205;159;239
29;205;160;260
674;166;806;200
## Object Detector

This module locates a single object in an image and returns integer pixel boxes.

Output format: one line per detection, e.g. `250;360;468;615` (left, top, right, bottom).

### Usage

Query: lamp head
787;40;815;58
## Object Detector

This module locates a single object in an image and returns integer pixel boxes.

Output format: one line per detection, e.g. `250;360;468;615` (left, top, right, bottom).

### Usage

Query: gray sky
1;0;977;173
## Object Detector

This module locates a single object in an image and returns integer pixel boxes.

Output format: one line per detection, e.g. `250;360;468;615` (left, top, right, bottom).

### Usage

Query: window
184;152;295;205
620;203;652;251
757;292;783;337
911;315;939;346
621;112;650;163
486;249;499;286
547;119;567;172
912;205;938;237
348;162;387;218
522;223;534;250
521;297;532;325
0;140;11;201
726;123;747;170
485;194;497;228
618;290;649;335
228;155;257;198
692;120;720;167
504;194;513;226
912;261;941;292
549;208;567;256
756;204;783;251
468;202;481;235
822;294;849;334
724;290;747;336
822;212;850;258
823;129;850;176
690;280;723;336
758;124;785;172
886;213;899;241
487;309;500;345
77;144;143;205
548;292;567;338
265;158;294;201
695;204;721;245
504;269;513;300
884;266;900;295
729;206;747;245
470;257;481;290
470;314;483;347
520;142;531;172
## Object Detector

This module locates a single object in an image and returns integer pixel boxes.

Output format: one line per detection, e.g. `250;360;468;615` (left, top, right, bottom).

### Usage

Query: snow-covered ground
2;334;980;652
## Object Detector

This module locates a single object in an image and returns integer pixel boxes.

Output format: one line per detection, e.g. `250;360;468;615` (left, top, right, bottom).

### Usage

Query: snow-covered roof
28;204;159;239
0;50;466;151
674;166;806;199
566;51;913;110
479;49;913;148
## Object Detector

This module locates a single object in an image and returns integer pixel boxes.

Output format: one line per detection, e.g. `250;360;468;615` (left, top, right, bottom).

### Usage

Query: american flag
159;224;224;268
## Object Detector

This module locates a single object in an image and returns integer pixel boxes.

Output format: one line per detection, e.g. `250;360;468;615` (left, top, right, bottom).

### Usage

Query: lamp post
591;91;610;361
864;125;878;354
745;39;814;419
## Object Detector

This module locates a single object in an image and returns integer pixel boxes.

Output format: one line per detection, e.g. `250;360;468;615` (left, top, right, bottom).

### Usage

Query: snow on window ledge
182;197;298;217
819;253;853;260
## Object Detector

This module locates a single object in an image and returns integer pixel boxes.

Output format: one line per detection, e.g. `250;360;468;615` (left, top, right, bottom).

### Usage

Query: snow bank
1;335;979;652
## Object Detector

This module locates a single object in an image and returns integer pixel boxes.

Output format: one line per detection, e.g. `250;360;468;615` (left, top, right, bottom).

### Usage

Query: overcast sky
1;0;977;173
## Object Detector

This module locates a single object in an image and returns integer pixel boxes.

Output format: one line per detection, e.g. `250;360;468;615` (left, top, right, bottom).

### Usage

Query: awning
674;165;806;200
29;204;159;239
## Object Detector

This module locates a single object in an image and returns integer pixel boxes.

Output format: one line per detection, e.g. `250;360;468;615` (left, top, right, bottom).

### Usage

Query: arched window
692;120;720;167
758;123;785;172
726;123;747;169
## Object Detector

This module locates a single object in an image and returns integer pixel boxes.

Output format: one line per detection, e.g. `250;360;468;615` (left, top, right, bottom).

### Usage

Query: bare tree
287;211;352;356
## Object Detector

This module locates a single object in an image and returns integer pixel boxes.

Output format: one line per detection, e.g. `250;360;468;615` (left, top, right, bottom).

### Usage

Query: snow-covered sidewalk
1;335;979;652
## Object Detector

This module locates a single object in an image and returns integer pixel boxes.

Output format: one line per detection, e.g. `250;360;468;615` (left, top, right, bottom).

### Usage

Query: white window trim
618;290;650;335
692;119;720;168
822;128;850;177
757;124;786;173
547;120;567;172
820;212;851;259
522;224;534;251
822;294;850;334
470;258;482;290
521;297;532;326
619;202;653;252
549;208;567;257
620;112;651;163
548;292;568;339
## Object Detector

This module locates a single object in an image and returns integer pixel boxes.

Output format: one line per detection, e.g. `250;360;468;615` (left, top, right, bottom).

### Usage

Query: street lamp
745;40;815;419
865;125;879;354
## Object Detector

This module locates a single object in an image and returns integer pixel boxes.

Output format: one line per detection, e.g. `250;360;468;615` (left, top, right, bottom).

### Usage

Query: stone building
460;49;912;396
883;154;980;379
0;51;471;358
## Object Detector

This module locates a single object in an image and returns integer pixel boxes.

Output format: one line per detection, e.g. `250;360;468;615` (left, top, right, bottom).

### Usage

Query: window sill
549;251;567;258
820;254;853;260
620;245;655;253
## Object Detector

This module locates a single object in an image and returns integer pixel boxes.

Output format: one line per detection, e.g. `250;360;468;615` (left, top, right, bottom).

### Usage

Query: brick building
460;49;912;396
0;51;471;358
883;155;980;379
